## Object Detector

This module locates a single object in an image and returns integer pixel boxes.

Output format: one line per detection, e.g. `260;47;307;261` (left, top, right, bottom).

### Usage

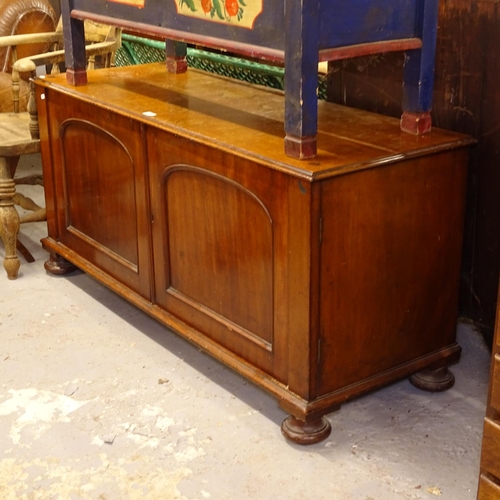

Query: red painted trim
71;10;286;63
318;38;422;62
71;10;422;66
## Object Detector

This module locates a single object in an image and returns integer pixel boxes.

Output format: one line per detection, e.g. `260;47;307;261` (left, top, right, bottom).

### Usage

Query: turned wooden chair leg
0;157;21;279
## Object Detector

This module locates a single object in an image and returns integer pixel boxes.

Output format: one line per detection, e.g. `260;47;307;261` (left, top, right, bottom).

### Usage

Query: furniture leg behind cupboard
35;63;474;444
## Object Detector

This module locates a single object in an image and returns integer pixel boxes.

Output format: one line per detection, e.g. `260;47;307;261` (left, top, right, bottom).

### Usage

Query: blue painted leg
401;0;439;134
61;0;87;85
284;0;319;159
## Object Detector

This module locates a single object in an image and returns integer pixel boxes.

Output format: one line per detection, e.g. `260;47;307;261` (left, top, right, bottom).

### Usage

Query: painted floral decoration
179;0;247;22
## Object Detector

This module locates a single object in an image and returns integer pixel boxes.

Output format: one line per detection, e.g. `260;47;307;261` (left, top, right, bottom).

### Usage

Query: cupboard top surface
36;63;473;180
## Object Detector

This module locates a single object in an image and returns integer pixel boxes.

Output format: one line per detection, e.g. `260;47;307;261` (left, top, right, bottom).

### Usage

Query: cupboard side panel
318;150;467;395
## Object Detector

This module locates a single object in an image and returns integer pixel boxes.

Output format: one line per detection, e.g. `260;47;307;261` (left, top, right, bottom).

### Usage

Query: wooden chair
0;10;121;279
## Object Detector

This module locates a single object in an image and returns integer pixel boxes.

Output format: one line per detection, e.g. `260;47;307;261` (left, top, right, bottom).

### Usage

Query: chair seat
0;112;39;156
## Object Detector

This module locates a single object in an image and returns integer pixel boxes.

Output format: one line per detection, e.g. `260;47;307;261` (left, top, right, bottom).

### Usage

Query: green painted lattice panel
115;34;327;99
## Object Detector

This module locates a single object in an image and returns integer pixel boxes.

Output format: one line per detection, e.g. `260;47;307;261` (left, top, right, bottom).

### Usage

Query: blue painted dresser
61;0;440;158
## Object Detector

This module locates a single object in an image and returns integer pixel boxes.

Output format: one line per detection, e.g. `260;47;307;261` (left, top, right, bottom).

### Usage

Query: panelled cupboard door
146;128;307;383
45;90;152;299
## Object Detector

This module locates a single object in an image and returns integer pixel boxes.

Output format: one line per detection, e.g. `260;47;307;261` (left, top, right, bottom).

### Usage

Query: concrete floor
0;155;492;500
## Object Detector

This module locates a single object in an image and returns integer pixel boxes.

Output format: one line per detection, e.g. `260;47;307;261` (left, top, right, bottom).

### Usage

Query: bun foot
281;415;331;445
44;253;77;275
409;366;455;392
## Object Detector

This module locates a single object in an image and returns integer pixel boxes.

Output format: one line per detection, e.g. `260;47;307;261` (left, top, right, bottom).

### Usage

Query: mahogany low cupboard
35;63;473;444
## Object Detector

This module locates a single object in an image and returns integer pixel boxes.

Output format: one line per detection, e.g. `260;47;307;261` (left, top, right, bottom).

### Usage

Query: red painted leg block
284;135;317;160
66;68;88;86
400;111;432;135
166;57;188;74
